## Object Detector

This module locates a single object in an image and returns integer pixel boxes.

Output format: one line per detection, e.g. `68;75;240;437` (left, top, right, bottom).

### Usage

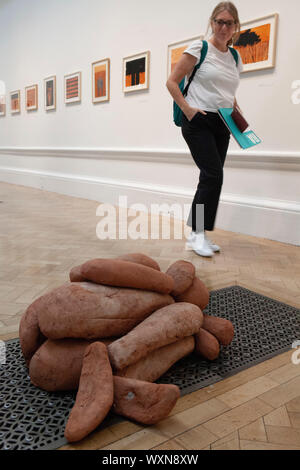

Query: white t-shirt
183;40;243;112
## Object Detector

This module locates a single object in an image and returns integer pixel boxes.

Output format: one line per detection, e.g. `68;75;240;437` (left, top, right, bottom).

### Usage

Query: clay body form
19;253;234;442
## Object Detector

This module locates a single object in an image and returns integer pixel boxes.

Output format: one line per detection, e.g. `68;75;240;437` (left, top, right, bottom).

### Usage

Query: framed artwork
167;35;204;78
0;95;6;116
123;51;150;93
44;75;56;110
92;58;110;103
233;13;279;72
64;71;81;103
10;90;20;114
25;84;38;111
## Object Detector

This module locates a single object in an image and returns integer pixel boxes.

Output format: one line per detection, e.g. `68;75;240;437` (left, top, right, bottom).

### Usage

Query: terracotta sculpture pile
19;253;234;443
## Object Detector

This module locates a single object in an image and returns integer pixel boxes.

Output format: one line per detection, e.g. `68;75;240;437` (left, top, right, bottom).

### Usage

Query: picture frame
92;58;110;103
25;84;38;111
0;95;6;116
167;35;204;78
10;90;20;114
233;13;279;72
123;51;150;93
44;75;56;110
64;71;81;103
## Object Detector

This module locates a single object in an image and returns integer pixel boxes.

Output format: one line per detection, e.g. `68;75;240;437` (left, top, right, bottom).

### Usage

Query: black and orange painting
125;57;146;87
123;52;149;93
233;13;278;71
234;23;270;65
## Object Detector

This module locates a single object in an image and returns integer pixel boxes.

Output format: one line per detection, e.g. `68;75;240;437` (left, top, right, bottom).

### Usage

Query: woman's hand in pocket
185;106;207;122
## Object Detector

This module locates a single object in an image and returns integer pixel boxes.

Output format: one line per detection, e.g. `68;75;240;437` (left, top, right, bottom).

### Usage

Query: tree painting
234;23;271;65
125;57;146;87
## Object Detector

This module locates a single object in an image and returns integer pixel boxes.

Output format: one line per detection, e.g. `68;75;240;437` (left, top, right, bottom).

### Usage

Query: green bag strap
198;40;208;67
229;46;239;66
182;40;208;97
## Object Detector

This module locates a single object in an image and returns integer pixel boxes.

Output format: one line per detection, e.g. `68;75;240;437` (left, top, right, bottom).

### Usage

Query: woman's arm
166;53;207;120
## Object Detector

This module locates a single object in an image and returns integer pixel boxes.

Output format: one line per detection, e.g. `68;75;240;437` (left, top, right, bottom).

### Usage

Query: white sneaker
186;231;195;244
205;233;220;252
186;231;214;257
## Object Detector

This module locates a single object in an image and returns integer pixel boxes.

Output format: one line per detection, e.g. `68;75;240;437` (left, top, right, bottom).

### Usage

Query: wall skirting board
0;147;299;246
1;146;300;168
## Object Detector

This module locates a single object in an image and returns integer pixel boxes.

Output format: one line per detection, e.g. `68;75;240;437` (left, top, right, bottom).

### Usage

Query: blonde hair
206;2;241;46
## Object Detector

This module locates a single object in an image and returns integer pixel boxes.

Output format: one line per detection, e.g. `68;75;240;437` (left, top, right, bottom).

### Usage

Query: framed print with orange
167;35;204;78
0;95;6;116
25;84;38;111
123;51;150;93
44;75;56;110
10;90;20;114
25;85;38;111
64;71;81;103
92;58;110;103
233;13;279;72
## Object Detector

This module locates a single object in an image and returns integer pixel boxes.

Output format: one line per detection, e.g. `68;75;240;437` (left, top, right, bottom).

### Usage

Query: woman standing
166;2;243;257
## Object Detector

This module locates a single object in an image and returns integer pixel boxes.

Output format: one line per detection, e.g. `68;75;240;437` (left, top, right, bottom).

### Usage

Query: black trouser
181;111;230;232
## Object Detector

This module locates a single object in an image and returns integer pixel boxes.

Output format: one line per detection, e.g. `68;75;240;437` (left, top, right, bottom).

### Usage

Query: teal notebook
218;107;262;149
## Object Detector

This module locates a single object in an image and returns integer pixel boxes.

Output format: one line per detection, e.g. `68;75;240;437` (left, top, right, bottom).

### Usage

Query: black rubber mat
1;286;299;450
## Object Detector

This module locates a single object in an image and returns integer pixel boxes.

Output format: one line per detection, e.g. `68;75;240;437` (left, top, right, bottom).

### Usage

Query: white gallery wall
0;0;299;245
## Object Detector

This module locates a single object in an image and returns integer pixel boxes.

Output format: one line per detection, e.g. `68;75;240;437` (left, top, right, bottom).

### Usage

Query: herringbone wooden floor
1;181;300;450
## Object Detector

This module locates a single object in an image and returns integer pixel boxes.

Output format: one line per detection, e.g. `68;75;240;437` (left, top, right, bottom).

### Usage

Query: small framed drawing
64;71;81;103
233;13;279;72
44;75;56;110
25;84;38;111
92;58;110;103
0;95;6;116
123;51;150;93
10;90;20;114
167;35;204;78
